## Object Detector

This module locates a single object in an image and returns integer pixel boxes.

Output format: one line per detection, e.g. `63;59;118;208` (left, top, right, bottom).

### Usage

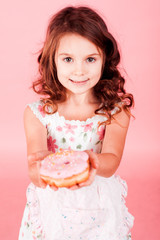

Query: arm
24;106;48;154
70;109;130;190
97;108;130;177
24;106;54;188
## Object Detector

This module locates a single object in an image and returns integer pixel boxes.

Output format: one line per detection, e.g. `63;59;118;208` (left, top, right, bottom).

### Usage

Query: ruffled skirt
19;175;134;240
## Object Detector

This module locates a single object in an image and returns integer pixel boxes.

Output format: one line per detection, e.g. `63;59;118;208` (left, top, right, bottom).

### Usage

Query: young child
19;6;134;240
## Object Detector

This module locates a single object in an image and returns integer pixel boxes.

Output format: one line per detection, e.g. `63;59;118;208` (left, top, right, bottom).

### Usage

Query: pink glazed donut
40;150;89;188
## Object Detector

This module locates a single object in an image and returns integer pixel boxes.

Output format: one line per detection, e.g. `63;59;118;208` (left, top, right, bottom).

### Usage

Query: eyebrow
59;53;100;57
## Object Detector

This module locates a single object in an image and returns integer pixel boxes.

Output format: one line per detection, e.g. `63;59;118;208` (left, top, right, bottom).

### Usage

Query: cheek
57;64;70;77
91;64;102;78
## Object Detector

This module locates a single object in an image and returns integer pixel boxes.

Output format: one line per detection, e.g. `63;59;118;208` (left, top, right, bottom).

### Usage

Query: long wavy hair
32;6;134;124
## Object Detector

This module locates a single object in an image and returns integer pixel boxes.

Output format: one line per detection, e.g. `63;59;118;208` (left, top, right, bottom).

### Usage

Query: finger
40;182;47;189
40;178;48;189
85;150;99;169
79;168;96;187
28;150;52;163
49;185;59;191
36;150;52;160
68;184;79;190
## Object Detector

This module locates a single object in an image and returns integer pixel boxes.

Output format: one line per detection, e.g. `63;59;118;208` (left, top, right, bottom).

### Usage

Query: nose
73;61;85;76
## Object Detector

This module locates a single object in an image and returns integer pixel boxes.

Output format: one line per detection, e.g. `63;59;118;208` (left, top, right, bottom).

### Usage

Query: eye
63;57;73;63
86;57;96;63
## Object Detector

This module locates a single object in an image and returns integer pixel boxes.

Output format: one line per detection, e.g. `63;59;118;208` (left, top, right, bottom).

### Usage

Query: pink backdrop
0;0;159;239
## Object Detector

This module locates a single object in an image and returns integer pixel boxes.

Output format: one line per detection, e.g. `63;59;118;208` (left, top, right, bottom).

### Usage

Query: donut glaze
40;150;89;179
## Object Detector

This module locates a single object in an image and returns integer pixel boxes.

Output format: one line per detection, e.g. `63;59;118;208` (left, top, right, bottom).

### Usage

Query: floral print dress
19;100;134;240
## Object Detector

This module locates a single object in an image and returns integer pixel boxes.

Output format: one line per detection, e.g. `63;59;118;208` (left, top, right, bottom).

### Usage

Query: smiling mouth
69;79;89;84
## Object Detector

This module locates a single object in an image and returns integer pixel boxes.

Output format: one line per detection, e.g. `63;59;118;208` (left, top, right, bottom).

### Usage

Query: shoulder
24;105;44;129
108;101;130;127
24;100;42;114
101;108;130;156
111;108;130;128
24;100;46;119
23;101;48;154
27;100;44;113
24;100;47;128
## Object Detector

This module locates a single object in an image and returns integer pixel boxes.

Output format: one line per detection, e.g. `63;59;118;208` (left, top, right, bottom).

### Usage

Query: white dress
19;100;134;240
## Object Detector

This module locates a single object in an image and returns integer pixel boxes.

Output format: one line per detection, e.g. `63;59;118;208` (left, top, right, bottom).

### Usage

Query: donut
40;150;89;188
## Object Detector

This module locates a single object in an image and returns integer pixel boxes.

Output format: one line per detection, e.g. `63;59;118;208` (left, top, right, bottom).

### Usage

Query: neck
66;90;98;106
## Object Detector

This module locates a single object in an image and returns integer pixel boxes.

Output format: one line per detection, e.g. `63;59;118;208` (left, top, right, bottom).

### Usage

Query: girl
19;6;134;240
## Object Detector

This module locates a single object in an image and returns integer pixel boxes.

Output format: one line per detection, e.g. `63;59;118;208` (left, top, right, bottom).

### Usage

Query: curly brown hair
32;6;134;124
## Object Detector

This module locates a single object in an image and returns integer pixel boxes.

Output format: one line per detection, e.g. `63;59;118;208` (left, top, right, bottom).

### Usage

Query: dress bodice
28;100;109;153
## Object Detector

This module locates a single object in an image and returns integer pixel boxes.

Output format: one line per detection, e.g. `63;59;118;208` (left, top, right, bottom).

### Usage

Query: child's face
55;33;103;97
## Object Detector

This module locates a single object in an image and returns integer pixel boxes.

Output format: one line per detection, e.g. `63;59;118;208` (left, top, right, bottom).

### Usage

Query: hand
68;150;99;190
27;150;58;191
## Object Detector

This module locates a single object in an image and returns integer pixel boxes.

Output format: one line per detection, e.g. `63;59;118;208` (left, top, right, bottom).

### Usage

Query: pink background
0;0;159;239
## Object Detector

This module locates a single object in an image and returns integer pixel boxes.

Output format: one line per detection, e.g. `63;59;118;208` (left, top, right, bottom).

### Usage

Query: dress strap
27;100;50;127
